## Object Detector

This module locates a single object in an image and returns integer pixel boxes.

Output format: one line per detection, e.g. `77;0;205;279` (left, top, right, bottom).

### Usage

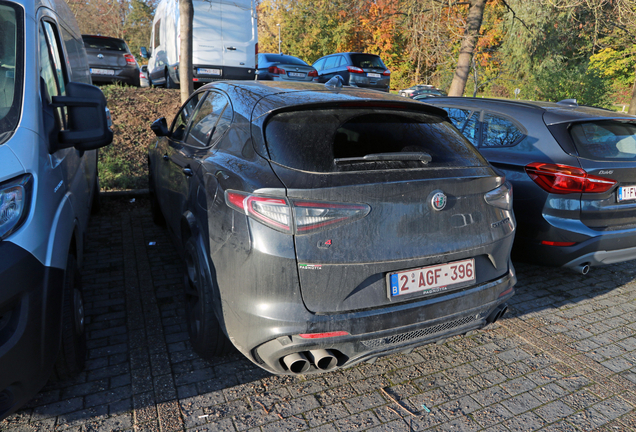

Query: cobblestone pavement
4;196;636;431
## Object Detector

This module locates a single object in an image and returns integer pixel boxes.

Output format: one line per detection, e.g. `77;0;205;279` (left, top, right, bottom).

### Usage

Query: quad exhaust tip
486;304;508;324
282;349;339;374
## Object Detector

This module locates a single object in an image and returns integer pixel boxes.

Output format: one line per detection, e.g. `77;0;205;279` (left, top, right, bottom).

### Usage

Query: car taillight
268;65;286;75
255;43;258;69
382;69;391;76
124;54;136;66
346;66;364;74
525;162;616;194
308;70;318;77
541;241;576;246
225;191;370;234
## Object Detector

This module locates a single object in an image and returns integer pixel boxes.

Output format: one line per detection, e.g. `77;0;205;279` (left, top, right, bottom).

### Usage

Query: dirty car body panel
148;81;516;375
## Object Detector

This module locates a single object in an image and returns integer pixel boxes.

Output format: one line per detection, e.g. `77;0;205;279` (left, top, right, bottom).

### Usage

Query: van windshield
0;1;22;141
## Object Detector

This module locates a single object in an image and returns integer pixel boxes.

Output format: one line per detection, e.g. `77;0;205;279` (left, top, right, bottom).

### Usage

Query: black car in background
256;53;317;82
312;52;390;92
82;35;140;86
148;81;516;375
425;97;636;274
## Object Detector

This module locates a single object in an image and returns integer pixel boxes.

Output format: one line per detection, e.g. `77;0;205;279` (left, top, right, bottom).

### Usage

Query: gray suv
312;52;390;92
0;0;112;419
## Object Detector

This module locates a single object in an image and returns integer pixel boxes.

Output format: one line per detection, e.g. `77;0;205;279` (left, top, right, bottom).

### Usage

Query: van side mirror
151;117;170;137
50;82;113;152
140;46;149;59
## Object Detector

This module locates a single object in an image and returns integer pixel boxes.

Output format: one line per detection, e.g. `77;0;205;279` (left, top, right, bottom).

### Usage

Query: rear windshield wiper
335;152;432;164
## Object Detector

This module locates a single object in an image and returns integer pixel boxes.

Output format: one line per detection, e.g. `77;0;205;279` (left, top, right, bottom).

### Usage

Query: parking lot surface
4;195;636;431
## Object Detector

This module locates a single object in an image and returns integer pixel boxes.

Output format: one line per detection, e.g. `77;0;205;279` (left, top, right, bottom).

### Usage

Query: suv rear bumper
0;242;63;420
247;267;515;375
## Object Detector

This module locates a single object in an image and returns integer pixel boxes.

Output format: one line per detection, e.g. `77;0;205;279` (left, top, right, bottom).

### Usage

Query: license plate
367;73;381;78
90;68;114;76
387;259;475;298
288;72;306;78
618;186;636;202
198;68;222;76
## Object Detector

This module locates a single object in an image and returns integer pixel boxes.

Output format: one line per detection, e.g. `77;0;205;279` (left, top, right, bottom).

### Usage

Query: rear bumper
513;214;636;268
182;64;255;83
248;267;515;375
90;66;139;86
0;242;63;420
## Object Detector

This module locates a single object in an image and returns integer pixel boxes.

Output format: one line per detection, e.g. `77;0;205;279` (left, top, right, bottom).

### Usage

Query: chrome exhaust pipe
282;352;310;374
572;263;590;275
308;349;338;371
486;304;508;324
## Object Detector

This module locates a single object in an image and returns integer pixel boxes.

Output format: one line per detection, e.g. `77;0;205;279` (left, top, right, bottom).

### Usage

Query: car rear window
82;36;128;52
349;54;385;69
570;120;636;161
264;55;307;65
264;109;486;172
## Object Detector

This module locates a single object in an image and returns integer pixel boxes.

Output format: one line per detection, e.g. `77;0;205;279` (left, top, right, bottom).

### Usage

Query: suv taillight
268;66;286;75
124;54;136;66
346;66;364;74
525;162;616;194
225;191;370;234
382;69;391;76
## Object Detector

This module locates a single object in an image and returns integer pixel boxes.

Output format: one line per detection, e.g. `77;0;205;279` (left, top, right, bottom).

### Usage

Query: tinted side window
323;56;338;70
462;115;479;146
482;113;524;147
170;92;203;141
443;107;472;130
185;92;232;147
335;55;346;67
313;58;325;71
265;109;486;172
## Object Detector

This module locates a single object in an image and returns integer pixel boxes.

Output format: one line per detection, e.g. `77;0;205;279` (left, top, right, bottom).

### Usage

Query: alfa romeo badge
431;192;447;211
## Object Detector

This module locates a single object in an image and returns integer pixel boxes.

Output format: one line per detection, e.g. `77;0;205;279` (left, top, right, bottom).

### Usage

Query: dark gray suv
312;52;390;92
148;81;516;375
426;97;636;274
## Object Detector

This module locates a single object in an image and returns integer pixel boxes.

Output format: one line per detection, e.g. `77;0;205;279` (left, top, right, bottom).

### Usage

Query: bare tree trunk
448;0;486;97
179;0;194;104
629;68;636;115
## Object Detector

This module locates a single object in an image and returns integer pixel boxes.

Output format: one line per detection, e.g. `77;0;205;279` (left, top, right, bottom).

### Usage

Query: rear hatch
349;54;389;88
82;36;129;71
258;100;514;313
558;119;636;230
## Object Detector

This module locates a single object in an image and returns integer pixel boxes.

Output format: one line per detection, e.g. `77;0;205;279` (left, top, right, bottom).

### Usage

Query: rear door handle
183;167;194;177
226;46;237;51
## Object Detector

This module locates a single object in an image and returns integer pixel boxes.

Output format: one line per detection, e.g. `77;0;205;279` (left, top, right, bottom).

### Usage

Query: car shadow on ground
3;195;636;431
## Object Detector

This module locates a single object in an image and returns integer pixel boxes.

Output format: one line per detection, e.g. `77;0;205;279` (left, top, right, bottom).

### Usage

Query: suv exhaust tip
282;352;310;374
308;349;338;371
573;263;590;275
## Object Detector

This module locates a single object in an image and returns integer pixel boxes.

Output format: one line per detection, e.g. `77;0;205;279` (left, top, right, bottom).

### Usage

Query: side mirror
50;82;113;152
141;65;148;73
151;117;170;137
140;46;149;59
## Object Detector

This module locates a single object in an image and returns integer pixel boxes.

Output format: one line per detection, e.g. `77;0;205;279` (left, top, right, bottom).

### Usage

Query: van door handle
226;46;237;51
183;167;194;177
163;154;169;161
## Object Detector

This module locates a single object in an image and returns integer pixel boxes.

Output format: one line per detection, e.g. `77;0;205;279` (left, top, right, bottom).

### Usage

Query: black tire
183;236;232;359
165;69;178;89
51;254;86;381
148;162;165;226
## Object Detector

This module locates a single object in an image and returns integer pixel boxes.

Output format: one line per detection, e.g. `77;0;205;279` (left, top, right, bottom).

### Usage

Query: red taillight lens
255;43;258;69
382;69;391;76
124;54;136;66
225;191;370;234
525;162;616;194
292;200;370;233
268;65;286;75
308;70;318;77
541;241;577;246
346;66;364;74
299;331;349;339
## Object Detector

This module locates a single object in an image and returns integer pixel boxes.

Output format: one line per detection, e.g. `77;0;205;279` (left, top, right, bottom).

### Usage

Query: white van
0;0;112;419
142;0;258;88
